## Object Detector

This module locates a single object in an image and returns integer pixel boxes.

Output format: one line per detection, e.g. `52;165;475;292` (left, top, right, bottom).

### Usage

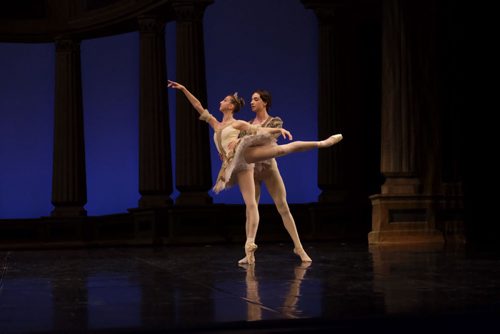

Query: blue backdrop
0;0;319;218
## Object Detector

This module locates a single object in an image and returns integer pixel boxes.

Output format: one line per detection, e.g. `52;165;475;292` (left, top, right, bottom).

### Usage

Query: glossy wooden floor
1;241;499;333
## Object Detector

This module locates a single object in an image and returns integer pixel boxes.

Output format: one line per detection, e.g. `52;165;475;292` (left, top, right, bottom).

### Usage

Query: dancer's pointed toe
294;247;312;262
332;133;343;144
318;133;343;148
238;243;258;265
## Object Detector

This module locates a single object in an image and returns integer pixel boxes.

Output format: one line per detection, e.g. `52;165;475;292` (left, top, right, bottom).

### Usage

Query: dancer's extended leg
244;134;343;163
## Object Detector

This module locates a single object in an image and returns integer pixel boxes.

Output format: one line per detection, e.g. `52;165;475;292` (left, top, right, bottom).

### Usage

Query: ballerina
168;80;343;264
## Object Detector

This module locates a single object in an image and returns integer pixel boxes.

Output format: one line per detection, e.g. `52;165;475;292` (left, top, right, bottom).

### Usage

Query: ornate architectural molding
0;0;174;42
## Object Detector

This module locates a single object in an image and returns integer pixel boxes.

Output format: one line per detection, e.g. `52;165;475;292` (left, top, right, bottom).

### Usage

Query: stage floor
1;241;499;333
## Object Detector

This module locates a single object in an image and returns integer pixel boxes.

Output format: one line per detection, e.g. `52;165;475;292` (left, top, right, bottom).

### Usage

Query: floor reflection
1;277;54;333
368;244;497;316
87;273;141;330
0;243;499;333
238;261;312;321
240;263;262;321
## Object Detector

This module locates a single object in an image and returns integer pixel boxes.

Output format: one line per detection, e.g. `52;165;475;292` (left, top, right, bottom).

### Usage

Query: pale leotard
212;123;276;193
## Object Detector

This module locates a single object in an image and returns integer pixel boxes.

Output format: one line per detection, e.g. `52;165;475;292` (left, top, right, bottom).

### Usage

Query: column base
139;195;173;209
128;207;170;245
51;206;87;217
369;193;464;245
175;191;213;205
381;176;421;194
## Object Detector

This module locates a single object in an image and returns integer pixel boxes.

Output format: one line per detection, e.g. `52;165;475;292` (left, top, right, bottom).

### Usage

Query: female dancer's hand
167;80;184;90
280;128;293;140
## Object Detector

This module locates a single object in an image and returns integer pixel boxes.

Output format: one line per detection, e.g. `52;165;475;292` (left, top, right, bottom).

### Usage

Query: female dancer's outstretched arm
168;80;219;129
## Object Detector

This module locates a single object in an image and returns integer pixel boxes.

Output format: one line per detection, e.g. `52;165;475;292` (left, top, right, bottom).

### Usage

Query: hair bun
230;92;245;113
233;93;245;108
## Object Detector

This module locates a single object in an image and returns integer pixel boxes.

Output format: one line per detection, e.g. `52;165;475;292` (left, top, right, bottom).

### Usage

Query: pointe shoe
319;134;343;148
294;247;312;262
238;243;258;265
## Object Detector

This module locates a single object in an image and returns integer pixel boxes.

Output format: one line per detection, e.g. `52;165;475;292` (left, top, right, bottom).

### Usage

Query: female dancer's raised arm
167;80;219;129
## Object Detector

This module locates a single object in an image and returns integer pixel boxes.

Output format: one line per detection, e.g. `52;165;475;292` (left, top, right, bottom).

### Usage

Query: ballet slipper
293;247;312;262
238;243;258;265
238;255;248;264
318;134;343;148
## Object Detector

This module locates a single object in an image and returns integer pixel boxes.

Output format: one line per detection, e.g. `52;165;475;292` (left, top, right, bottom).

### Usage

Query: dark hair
229;93;245;113
253;89;272;110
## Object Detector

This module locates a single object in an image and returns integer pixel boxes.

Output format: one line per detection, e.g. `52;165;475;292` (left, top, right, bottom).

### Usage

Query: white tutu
213;132;276;193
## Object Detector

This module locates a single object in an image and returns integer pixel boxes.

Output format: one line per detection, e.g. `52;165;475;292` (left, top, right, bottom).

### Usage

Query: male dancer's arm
266;117;283;130
238;116;284;138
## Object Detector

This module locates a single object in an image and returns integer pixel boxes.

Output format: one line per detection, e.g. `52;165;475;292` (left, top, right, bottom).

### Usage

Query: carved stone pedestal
369;194;464;245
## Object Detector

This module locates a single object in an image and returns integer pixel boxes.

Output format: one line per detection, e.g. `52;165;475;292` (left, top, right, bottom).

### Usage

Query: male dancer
238;89;312;263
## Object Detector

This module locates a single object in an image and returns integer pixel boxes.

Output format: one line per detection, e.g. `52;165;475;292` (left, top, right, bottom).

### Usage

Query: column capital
54;37;80;51
301;0;346;21
170;0;214;22
137;15;166;33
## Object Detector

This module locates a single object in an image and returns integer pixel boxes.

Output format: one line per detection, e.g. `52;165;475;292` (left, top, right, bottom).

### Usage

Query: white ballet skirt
213;126;276;193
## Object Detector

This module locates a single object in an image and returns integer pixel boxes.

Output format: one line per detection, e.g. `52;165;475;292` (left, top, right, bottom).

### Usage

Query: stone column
301;0;346;203
51;38;87;217
368;0;447;244
172;0;213;205
137;16;173;208
378;0;420;195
